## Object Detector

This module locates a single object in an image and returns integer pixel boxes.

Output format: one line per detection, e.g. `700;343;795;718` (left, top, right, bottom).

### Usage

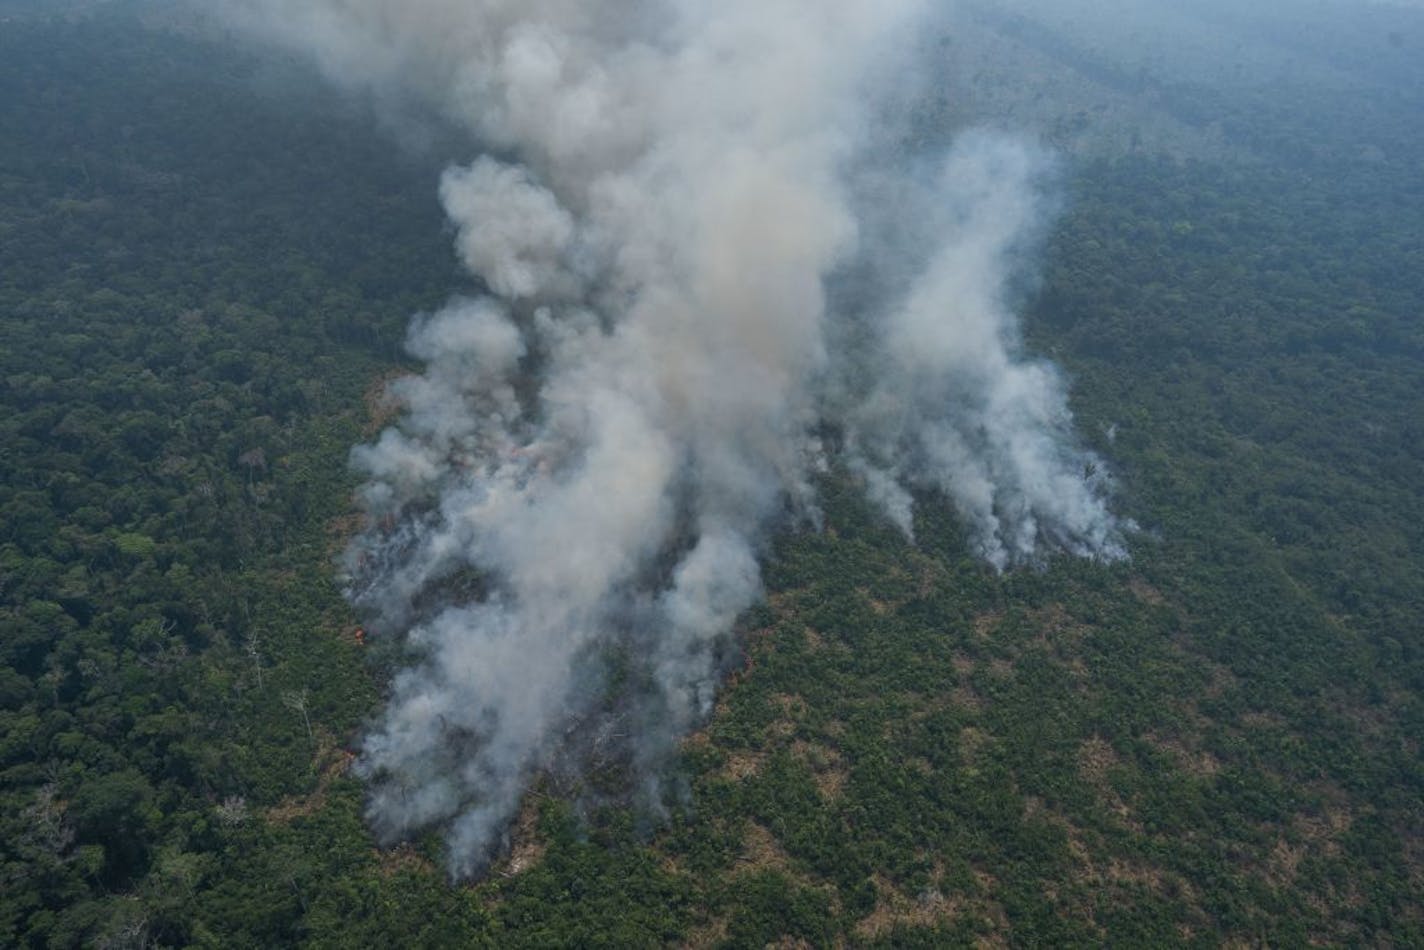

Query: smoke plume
223;0;1125;875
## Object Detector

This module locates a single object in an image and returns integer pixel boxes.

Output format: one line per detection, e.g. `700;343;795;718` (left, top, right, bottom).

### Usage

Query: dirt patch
680;915;730;950
914;557;946;598
766;590;797;612
1077;737;1119;785
1105;857;1171;891
738;821;794;875
378;843;438;878
1202;660;1239;700
769;693;809;737
792;740;848;801
1328;693;1399;741
854;870;960;941
266;740;354;825
972;611;1003;638
496;796;547;878
717;624;778;701
1265;838;1305;888
1129;579;1167;606
1286;797;1354;874
1026;605;1095;663
1144;732;1222;778
966;870;1013;946
860;587;894;615
1240;710;1286;730
1295;803;1352;854
1076;737;1143;831
1028;603;1072;634
952;685;985;712
959;727;992;766
1042;804;1203;928
362;370;410;435
726;822;843;935
720;750;766;781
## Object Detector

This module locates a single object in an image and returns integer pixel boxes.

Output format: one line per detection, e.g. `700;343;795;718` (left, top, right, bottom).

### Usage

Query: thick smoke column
224;0;1124;874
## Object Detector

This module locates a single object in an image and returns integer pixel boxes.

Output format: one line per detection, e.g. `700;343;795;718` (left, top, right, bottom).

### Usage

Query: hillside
2;5;1422;947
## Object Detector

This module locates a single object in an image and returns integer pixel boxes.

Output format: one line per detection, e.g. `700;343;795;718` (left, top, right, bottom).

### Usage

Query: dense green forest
2;7;1422;948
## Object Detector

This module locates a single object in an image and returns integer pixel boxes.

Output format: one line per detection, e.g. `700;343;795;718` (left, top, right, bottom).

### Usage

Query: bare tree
215;796;248;828
237;447;267;481
21;782;75;863
244;632;264;690
282;688;313;745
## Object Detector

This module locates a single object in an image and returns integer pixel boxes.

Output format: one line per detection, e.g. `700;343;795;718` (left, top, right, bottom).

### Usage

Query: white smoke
843;132;1126;568
221;0;1126;875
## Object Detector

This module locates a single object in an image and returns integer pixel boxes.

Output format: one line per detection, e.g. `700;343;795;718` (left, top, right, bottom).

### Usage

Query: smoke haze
222;0;1125;875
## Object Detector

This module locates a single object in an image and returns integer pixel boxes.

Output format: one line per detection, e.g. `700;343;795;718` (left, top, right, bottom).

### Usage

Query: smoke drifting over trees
223;0;1125;874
